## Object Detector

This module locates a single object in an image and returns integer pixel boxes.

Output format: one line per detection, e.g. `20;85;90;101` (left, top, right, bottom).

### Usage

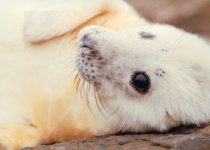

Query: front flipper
24;0;107;42
0;123;40;150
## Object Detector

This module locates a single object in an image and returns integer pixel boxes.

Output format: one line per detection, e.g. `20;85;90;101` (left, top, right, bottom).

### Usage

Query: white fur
24;0;106;42
0;0;210;149
77;25;210;131
23;0;146;42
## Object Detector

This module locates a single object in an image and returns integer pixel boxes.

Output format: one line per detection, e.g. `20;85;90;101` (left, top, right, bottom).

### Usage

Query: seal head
76;25;210;132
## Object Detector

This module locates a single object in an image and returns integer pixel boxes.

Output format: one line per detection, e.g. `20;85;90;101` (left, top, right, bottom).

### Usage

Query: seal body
0;0;146;149
1;0;210;149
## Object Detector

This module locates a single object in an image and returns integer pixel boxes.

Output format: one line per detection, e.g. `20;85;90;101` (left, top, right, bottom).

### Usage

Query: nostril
81;33;91;42
77;26;104;50
78;33;97;50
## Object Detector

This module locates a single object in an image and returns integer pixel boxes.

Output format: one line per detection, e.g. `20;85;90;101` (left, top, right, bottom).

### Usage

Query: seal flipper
24;0;107;43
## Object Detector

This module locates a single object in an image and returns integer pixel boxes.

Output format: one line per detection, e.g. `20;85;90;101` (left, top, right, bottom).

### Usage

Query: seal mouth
79;44;93;50
76;46;106;85
77;33;97;52
76;26;108;85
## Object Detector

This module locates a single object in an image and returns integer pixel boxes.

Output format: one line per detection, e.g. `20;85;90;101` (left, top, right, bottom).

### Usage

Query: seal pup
0;0;147;149
1;0;210;149
77;24;210;133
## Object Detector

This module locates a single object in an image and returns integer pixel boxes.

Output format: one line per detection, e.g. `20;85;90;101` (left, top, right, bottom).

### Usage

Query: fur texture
0;0;210;149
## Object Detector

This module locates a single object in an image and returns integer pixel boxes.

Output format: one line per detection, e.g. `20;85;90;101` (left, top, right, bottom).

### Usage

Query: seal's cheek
191;64;210;87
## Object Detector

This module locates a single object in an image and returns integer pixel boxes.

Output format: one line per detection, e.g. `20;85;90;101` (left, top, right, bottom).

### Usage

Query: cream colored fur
0;0;146;149
0;0;210;150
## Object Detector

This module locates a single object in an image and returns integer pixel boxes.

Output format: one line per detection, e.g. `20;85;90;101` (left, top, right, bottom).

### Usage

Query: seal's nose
77;26;104;50
80;32;95;48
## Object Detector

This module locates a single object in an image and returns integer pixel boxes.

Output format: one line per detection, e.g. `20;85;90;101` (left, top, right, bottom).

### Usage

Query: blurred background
126;0;210;41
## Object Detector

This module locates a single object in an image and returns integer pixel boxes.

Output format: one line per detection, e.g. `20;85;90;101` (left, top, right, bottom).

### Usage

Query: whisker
94;86;107;118
72;67;78;73
70;35;77;41
76;78;81;91
95;86;107;111
85;83;91;100
84;87;93;114
74;73;80;84
74;74;108;119
80;80;85;99
99;18;111;27
84;82;88;103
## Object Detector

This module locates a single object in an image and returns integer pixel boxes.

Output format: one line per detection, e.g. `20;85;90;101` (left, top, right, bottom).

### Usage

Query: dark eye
131;72;150;94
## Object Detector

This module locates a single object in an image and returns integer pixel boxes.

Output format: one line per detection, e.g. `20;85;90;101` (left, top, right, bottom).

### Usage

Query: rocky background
23;0;210;149
127;0;210;41
23;125;210;150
